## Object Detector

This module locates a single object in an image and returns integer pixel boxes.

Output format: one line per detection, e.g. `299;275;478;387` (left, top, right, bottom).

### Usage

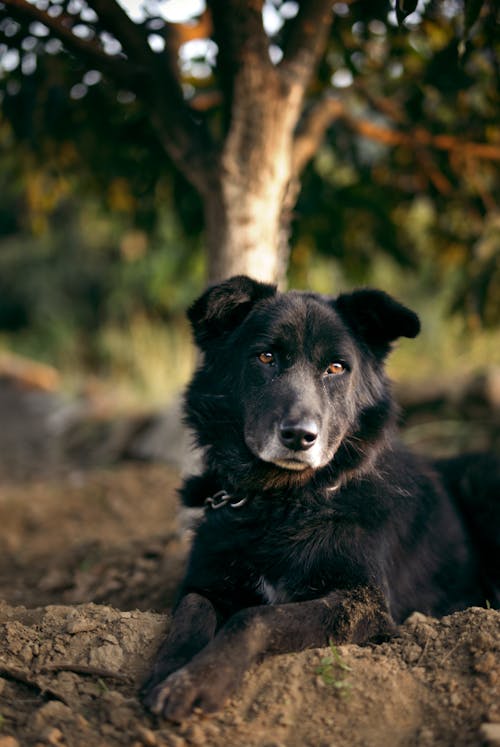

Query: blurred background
0;0;499;475
0;0;498;615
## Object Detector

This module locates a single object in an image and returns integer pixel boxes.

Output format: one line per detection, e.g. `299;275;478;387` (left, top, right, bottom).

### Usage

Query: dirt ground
0;463;499;747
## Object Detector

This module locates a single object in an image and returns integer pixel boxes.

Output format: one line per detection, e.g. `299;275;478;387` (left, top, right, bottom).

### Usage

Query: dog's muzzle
279;419;319;452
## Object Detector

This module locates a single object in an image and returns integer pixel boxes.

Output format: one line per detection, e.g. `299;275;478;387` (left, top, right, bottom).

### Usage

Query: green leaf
329;643;353;672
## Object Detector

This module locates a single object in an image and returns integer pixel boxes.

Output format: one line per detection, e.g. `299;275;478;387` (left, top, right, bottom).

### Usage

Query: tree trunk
203;154;297;286
202;58;304;286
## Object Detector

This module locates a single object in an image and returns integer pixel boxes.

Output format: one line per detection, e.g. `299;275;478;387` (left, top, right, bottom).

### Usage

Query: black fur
143;276;499;721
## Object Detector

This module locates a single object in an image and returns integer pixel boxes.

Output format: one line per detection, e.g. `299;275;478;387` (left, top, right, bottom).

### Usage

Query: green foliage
0;10;205;245
315;642;352;696
0;179;203;398
290;1;500;326
3;0;493;321
0;0;498;398
97;678;109;694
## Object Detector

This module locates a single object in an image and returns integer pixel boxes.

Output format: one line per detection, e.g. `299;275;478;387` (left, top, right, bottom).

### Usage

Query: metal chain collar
204;490;248;510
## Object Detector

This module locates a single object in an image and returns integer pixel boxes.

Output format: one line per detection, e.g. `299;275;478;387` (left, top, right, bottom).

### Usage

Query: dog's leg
142;593;218;701
145;585;394;720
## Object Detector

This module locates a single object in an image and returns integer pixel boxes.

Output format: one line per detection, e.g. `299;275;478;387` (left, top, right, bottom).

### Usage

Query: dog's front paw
143;660;238;721
143;668;197;720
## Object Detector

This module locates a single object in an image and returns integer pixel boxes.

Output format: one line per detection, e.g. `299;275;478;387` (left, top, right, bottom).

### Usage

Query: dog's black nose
279;420;319;451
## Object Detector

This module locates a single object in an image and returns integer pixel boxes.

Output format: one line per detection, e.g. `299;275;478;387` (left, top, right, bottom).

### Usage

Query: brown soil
1;464;499;747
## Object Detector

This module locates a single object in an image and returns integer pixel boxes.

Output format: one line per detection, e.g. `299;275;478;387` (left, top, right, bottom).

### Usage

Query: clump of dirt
0;602;499;747
0;464;499;747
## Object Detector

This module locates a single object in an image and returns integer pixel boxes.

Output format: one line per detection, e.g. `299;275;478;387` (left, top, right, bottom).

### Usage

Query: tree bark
199;0;334;285
204;85;299;284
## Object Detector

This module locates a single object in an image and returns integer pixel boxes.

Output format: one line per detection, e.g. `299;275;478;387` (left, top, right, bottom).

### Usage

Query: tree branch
292;96;500;178
1;0;143;88
350;116;500;161
279;0;334;94
293;96;344;175
86;0;154;69
206;0;272;125
207;0;269;62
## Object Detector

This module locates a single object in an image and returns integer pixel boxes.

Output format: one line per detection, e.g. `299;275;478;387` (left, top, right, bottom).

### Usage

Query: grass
315;642;352;696
54;308;500;412
0;315;197;413
97;678;110;694
388;313;500;386
2;255;500;413
96;315;196;408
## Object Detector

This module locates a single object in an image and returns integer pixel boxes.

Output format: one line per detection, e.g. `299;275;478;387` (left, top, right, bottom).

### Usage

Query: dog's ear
188;275;277;347
334;289;420;359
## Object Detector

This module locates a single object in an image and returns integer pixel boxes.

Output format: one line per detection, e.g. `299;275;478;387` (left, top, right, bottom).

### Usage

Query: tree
0;0;498;288
0;0;332;284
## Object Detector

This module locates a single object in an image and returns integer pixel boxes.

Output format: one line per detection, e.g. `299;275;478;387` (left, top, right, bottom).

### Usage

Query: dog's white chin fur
272;459;310;471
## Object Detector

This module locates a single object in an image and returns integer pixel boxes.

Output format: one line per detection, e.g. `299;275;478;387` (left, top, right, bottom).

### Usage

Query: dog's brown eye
258;352;274;365
326;362;345;375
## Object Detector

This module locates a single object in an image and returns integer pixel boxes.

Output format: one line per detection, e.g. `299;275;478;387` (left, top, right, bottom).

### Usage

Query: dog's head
186;276;419;483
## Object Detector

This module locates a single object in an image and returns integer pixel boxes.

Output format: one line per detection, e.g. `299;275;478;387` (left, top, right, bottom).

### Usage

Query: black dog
143;276;499;720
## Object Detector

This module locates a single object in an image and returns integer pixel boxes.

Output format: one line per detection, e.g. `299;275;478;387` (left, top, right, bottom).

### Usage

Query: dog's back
435;453;500;607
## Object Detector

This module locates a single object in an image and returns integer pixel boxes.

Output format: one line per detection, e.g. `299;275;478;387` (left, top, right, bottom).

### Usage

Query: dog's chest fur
190;481;381;607
257;576;290;604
